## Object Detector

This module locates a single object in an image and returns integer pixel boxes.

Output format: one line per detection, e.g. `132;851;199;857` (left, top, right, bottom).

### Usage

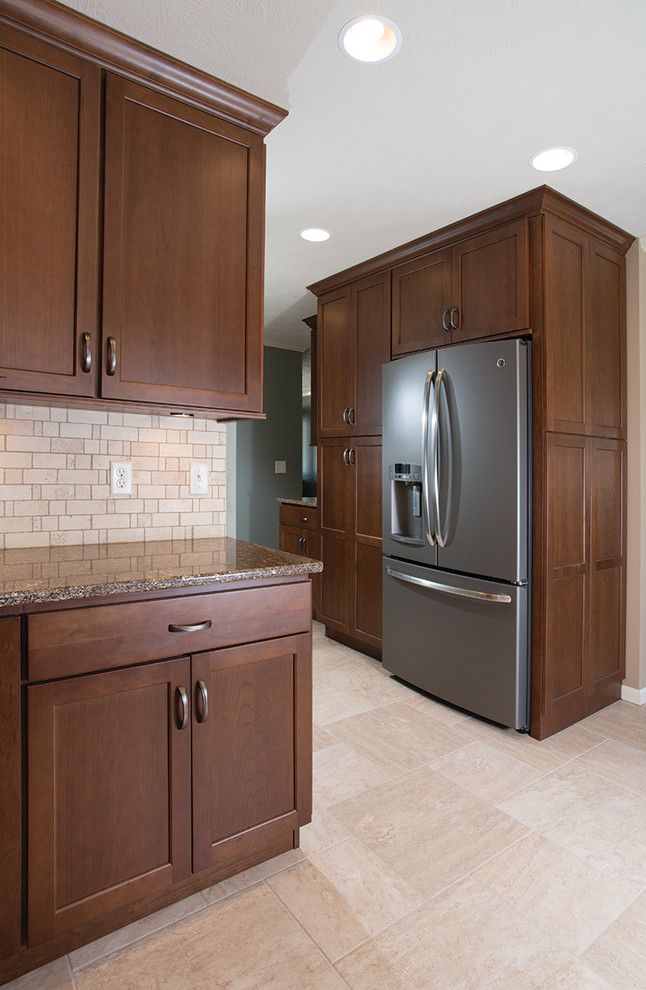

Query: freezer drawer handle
386;567;512;604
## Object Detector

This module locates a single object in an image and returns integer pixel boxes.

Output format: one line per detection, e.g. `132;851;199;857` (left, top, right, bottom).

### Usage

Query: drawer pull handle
168;620;212;633
300;516;309;523
176;685;189;730
196;680;209;724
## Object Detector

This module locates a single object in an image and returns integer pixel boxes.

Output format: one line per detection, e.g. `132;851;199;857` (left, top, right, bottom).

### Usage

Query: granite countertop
0;537;323;611
277;496;317;508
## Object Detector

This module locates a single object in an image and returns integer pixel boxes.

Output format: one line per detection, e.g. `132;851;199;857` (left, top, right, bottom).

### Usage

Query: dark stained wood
279;502;318;531
192;634;310;873
0;618;21;961
351;439;382;649
319;533;350;634
28;657;192;945
318;440;352;633
392;249;452;355
451;219;529;341
101;74;264;412
353;272;391;434
353;543;382;649
0;24;100;397
0;0;287;136
278;521;321;620
28;583;311;681
317;287;353;438
588;240;626;438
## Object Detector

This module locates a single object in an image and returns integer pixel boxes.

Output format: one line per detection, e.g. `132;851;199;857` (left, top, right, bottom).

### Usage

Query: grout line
65;954;78;989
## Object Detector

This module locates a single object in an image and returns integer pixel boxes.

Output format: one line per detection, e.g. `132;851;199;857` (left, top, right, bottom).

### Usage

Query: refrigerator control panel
389;463;421;482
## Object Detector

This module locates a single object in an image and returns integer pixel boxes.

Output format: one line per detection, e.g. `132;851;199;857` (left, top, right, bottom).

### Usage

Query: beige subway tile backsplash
0;403;227;549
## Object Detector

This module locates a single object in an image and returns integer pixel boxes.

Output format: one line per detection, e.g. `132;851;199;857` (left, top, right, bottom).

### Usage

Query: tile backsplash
0;403;226;549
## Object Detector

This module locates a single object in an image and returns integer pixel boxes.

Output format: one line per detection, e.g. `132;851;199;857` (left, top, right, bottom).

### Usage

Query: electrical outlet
274;460;286;474
111;461;132;495
190;462;209;495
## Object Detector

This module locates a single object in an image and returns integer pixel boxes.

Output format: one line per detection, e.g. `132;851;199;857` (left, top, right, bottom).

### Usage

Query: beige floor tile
74;883;346;989
431;740;544;802
313;644;354;673
313;740;393;808
337;875;576;989
313;662;389;725
583;890;646;989
474;832;639;954
202;848;304;901
327;701;469;775
69;893;207;970
3;958;73;990
584;700;646;753
330;765;527;899
459;718;605;773
498;763;646;888
572;736;646;795
299;809;350;857
313;725;338;751
403;688;472;726
268;837;422;961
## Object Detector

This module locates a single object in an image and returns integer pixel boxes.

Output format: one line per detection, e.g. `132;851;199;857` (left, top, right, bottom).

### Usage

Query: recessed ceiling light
300;228;330;242
529;147;578;172
339;15;402;63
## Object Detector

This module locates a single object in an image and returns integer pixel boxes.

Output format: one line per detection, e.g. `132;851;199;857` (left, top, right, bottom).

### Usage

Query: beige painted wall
625;237;646;692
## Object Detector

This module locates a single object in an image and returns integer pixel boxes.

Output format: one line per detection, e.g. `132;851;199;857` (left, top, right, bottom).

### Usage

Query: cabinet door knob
441;309;451;333
168;620;212;633
300;516;309;523
195;680;209;724
106;337;117;376
176;685;189;730
80;332;92;373
450;306;460;330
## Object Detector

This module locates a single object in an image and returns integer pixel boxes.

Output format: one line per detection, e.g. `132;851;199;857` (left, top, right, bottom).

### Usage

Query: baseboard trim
621;684;646;705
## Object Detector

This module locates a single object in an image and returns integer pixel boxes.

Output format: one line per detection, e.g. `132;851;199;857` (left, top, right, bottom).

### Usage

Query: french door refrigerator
382;337;530;730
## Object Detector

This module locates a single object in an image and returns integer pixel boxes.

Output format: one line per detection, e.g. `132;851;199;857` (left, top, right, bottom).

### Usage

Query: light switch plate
190;462;209;495
275;460;286;474
111;461;132;495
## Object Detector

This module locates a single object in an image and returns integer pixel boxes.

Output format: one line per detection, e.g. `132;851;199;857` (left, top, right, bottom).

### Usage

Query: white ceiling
66;1;646;349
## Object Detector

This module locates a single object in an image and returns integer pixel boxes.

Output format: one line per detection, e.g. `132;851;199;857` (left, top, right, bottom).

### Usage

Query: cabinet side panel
589;440;625;690
588;242;626;438
0;617;21;960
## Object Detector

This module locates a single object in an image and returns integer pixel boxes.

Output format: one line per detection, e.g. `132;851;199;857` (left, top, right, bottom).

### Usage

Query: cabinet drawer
27;582;311;682
279;503;318;530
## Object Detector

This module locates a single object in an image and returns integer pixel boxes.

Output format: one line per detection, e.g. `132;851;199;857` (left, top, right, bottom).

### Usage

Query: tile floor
9;622;646;989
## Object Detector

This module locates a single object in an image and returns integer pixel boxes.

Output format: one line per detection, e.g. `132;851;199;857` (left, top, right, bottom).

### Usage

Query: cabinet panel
0;26;100;397
451;219;529;341
588;241;626;438
102;75;264;411
28;658;191;945
0;619;21;961
319;442;350;535
589;439;625;688
192;635;309;874
319;532;350;633
354;440;382;543
392;249;452;355
545;216;588;433
354;272;391;434
353;543;382;648
318;287;353;437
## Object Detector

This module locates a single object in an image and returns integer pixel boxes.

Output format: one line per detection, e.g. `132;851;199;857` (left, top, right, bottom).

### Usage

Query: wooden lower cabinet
278;505;321;619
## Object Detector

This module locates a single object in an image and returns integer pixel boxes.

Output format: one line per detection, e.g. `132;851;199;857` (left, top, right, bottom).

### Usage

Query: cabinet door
353;272;391;434
451;219;529;342
588;241;626;438
318;287;353;437
27;658;191;946
350;440;383;649
392;249;452;355
0;26;100;397
279;524;305;556
102;75;264;412
318;441;352;632
192;634;311;875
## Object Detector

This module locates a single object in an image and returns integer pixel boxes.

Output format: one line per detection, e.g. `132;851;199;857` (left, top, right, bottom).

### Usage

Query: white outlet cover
275;460;287;474
111;461;132;496
190;462;209;495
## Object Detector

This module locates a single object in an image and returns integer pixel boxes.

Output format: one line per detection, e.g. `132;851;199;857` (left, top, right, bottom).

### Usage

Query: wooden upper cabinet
0;26;100;397
318;287;353;437
27;658;192;945
353;272;391;434
588;241;626;438
392;249;452;355
101;75;265;411
451;219;530;341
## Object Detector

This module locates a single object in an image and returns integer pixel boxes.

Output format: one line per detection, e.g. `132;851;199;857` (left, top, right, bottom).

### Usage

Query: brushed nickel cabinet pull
348;407;355;426
342;407;350;425
106;336;117;376
176;685;189;730
195;680;209;724
168;620;212;633
342;448;350;466
441;309;451;333
348;447;356;465
450;306;460;330
300;516;309;523
80;332;92;372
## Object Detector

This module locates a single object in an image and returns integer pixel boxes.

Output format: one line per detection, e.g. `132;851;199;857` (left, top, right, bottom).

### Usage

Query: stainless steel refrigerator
382;337;530;730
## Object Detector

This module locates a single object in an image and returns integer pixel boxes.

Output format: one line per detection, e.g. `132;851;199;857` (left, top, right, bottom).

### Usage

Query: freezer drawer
383;558;529;729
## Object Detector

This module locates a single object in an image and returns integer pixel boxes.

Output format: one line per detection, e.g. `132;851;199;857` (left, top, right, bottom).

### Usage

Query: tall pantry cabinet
309;186;632;739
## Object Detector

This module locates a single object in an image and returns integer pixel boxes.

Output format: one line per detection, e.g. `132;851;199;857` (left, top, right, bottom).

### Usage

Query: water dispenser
388;463;424;545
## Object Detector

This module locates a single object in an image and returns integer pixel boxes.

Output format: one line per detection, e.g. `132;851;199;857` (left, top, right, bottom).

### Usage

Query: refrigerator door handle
421;368;437;547
434;368;453;548
386;567;512;604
